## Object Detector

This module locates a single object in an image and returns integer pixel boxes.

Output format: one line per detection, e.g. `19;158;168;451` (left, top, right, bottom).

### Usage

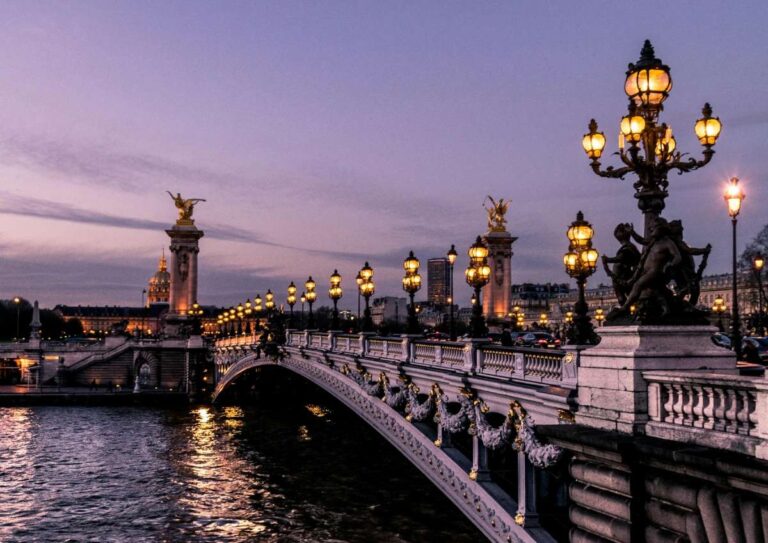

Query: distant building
427;258;451;306
146;251;170;306
370;296;408;326
54;253;220;336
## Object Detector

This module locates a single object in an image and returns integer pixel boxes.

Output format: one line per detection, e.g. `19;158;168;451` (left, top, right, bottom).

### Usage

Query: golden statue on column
167;191;206;225
485;195;510;233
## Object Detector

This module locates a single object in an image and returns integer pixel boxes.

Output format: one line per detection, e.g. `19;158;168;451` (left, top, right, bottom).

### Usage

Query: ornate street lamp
725;177;745;359
265;289;275;313
190;301;204;334
253;294;263;332
539;312;549;329
594;308;605;327
402;251;422;334
236;303;245;335
564;211;599;345
358;262;375;332
300;292;306;329
305;277;317;329
13;296;20;341
228;307;236;335
712;295;727;333
329;270;343;330
753;254;765;336
447;244;458;340
287;282;297;328
465;236;491;338
244;299;253;334
355;271;363;326
582;41;721;237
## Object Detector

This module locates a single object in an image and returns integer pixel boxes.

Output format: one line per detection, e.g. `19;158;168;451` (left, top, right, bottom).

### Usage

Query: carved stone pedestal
482;230;517;320
576;325;735;434
164;223;204;337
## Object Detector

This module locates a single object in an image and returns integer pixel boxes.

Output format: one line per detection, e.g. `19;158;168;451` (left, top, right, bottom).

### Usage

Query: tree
740;224;768;269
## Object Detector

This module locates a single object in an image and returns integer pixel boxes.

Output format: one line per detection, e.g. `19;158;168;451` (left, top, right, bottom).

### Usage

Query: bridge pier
470;435;491;482
517;452;539;528
435;420;453;448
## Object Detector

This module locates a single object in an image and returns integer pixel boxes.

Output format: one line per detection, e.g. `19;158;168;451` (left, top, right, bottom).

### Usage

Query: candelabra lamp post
712;295;727;333
254;294;263;331
236;303;245;335
13;296;20;341
329;270;343;330
243;298;252;334
216;314;223;337
287;282;297;328
725;177;745;359
265;289;275;315
465;236;491;338
582;40;721;237
754;254;765;336
564;211;599;345
539;312;549;329
190;301;204;334
228;307;236;336
402;251;422;334
594;308;605;327
358;262;375;332
447;244;457;340
304;277;317;329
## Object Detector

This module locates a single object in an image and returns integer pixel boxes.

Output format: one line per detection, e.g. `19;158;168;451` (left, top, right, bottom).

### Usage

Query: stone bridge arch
212;346;561;543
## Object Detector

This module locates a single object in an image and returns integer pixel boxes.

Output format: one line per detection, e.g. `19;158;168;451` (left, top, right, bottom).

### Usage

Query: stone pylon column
165;222;204;336
482;230;517;320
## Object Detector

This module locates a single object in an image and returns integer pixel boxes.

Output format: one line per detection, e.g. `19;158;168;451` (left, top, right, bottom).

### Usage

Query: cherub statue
485;196;510;232
668;220;711;305
602;223;641;305
619;217;681;315
167;191;206;223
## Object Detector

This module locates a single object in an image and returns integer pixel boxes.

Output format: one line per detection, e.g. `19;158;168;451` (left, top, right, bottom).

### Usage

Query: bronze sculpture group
603;217;711;324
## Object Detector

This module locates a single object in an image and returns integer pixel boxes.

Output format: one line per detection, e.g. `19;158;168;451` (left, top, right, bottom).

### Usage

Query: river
0;369;484;542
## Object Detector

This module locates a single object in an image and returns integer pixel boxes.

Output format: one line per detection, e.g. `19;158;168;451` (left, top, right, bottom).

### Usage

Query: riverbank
0;385;191;407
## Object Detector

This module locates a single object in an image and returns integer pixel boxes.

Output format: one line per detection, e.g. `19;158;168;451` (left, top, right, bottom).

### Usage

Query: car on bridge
742;337;768;364
516;331;561;349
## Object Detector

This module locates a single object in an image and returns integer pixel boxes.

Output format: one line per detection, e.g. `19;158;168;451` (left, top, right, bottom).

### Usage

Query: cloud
0;190;265;243
0;246;290;307
0;134;285;194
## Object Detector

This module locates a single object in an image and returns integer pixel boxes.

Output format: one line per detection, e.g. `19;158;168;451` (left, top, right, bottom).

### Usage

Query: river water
0;371;484;542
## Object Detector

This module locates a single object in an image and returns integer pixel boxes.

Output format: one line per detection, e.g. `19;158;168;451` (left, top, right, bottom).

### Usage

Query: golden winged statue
167;191;206;225
484;196;510;232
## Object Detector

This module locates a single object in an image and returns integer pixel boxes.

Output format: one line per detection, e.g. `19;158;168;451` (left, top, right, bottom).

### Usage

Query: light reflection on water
0;402;483;542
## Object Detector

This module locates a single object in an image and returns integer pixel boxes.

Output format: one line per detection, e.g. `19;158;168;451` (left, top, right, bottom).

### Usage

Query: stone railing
334;334;363;354
216;334;260;348
645;371;768;460
279;330;575;388
478;345;574;385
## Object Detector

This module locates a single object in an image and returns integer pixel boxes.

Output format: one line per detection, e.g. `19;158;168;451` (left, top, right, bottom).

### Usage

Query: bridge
212;327;768;543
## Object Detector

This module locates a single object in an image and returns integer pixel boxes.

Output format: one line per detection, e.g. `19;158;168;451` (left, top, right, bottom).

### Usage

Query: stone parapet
576;325;735;434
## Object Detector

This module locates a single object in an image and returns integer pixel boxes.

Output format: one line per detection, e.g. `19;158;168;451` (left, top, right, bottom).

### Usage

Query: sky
0;1;766;309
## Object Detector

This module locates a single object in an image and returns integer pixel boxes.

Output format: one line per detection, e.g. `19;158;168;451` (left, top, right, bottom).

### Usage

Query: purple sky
0;2;766;309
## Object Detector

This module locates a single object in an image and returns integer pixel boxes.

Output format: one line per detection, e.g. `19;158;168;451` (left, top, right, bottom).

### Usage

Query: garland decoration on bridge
381;373;408;409
468;401;515;451
342;365;383;396
433;384;473;434
404;383;435;422
510;401;563;468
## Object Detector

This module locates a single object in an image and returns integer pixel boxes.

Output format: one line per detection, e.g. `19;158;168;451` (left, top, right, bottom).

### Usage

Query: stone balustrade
276;330;575;388
478;345;576;385
216;333;261;348
645;371;768;460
